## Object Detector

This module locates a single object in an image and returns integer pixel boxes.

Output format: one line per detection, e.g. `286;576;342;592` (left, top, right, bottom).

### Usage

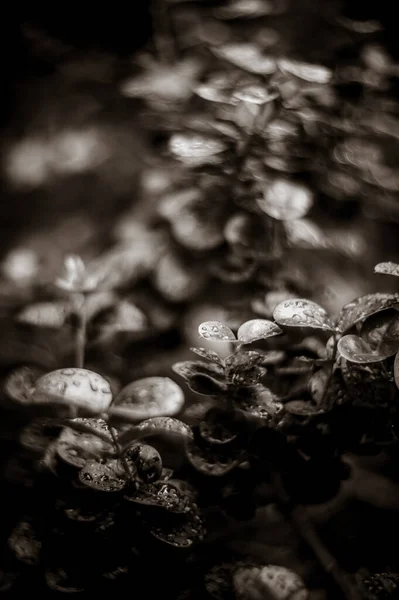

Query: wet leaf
337;335;389;364
212;43;276;75
152;253;207;303
119;417;193;448
124;480;191;513
360;311;399;357
273;299;334;331
336;293;399;333
237;319;282;343
198;321;236;342
257;179;313;220
56;419;113;469
374;262;399;277
233;564;308;600
4;366;44;406
284;400;323;416
190;347;224;366
8;520;42;565
79;458;127;492
236;385;283;422
172;361;228;396
111;377;185;422
32;368;113;416
144;507;205;548
16;301;69;328
185;437;240;476
199;408;238;444
123;443;162;482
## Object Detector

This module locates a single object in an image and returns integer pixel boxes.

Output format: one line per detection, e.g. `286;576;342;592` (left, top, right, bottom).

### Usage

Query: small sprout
233;564;308;600
273;299;334;331
374;261;399;277
31;368;113;416
257;179;313;221
198;321;236;342
79;458;127;492
16;301;69;329
110;377;185;422
18;419;62;454
237;319;283;343
124;443;163;483
55;254;98;294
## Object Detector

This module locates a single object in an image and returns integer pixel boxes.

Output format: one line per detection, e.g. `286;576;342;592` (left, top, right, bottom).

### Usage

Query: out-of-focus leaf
4;366;44;406
210;253;258;283
341;359;394;407
283;400;323;416
55;254;98;293
337;335;390;364
111;377;185;422
233;564;308;600
152;252;207;303
236;385;283;422
169;133;228;166
8;519;42;566
198;321;236;342
45;568;85;593
212;43;277;75
257;179;313;220
79;458;127;492
224;213;279;259
237;319;282;343
18;419;62;454
16;301;69;329
214;0;278;19
273;299;334;331
336;293;399;333
284;219;328;250
186;437;241;476
374;262;399;277
199;407;238;444
231;84;278;105
278;58;332;84
144;507;205;548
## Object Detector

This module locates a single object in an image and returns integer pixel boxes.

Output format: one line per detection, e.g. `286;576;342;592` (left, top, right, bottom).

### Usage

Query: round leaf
124;481;191;513
199;408;238;444
237;319;282;343
336;293;399;333
337;335;389;364
79;458;127;492
190;347;224;366
278;58;332;84
273;299;333;331
374;262;399;277
198;321;236;342
16;301;69;329
120;417;193;448
56;418;113;469
233;564;308;600
97;300;148;336
112;377;185;422
144;508;205;548
257;179;313;220
4;366;44;406
185;438;240;476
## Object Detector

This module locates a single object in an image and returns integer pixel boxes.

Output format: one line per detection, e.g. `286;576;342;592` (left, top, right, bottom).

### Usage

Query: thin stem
109;425;136;484
73;292;87;369
317;332;339;409
152;0;176;64
271;471;361;600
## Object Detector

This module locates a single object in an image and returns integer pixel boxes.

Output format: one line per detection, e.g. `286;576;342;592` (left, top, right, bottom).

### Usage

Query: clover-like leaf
337;335;389;364
198;321;236;342
79;458;127;492
237;319;282;343
124;481;191;513
257;179;313;220
233;564;308;600
143;507;206;548
336;293;399;333
16;301;69;329
273;299;334;331
172;361;228;396
212;43;276;75
190;347;224;366
374;262;399;277
110;377;185;422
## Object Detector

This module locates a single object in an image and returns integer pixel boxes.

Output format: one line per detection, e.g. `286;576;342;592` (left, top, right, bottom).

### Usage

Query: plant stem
109;425;136;484
73;292;87;369
271;471;361;600
152;0;176;64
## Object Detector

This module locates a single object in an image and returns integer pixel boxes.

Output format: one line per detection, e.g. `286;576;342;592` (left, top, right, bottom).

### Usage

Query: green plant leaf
374;262;399;277
237;319;283;343
198;321;236;342
336;293;399;333
337;335;390;363
273;299;334;331
111;377;185;422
